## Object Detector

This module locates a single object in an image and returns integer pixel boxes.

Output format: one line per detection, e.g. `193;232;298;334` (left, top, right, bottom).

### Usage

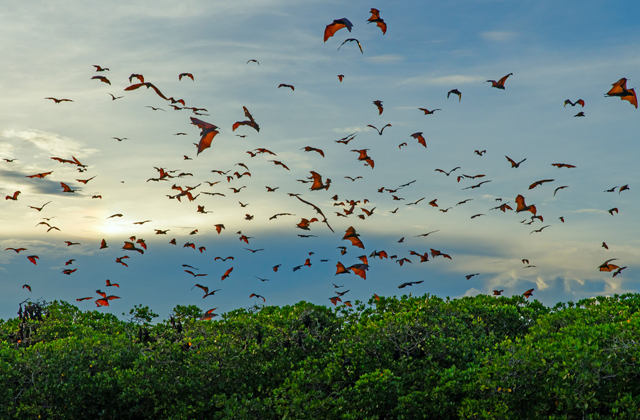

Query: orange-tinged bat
221;267;234;281
45;97;73;103
605;78;638;108
447;89;462;101
522;288;534;299
62;268;77;275
366;8;387;34
190;117;220;155
309;171;330;191
76;297;93;301
22;284;31;292
329;296;342;305
26;171;53;179
60;182;76;193
123;241;144;254
28;201;51;211
106;279;119;287
343;226;364;249
564;99;585;107
179;73;194;81
250;293;266;302
348;263;368;279
515;195;537;215
528;179;554;190
100;239;108;249
373;100;383;114
6;247;27;253
486;73;512;89
124;82;168;100
551;163;576;168
200;308;218;320
27;255;39;265
5;191;20;200
95;296;120;307
324;18;353;42
92;75;111;85
278;84;295;91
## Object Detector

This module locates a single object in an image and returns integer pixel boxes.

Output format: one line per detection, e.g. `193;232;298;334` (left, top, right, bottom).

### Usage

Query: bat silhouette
329;296;342;306
367;8;387;34
619;184;630;194
608;208;618;215
465;273;480;280
92;75;111;85
64;241;80;246
221;267;234;281
6;191;20;200
93;65;109;72
493;290;504;296
530;225;550;234
351;149;374;168
77;297;93;302
26;171;53;179
398;281;424;289
344;176;362;181
408;132;426;148
529;179;554;189
124;82;168;101
367;124;391;135
123;241;144;254
515;195;537;215
200;308;219;320
190;117;220;156
214;256;234;261
337;38;363;53
553;186;568;196
462;180;491;190
552;163;576;169
605;77;637;108
486;73;513;89
522;288;534;299
185;270;208;277
474;150;486;156
373;100;383;114
418;108;441;115
324;18;353;42
338;75;344;82
278;84;295;91
192;284;220;298
335;133;357;144
108;93;123;101
22;284;31;292
95;295;120;307
45;97;73;103
269;160;290;170
27;255;39;265
447;89;462;101
76;176;96;184
27;201;52;211
564;99;585;107
435;167;460;176
179;73;194;81
247;59;259;65
6;247;27;253
574;112;585;117
106;279;119;287
310;171;330;191
60;182;77;193
506;156;526;168
250;293;266;302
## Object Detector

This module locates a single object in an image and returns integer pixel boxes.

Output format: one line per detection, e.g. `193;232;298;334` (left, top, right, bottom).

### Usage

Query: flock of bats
3;8;636;319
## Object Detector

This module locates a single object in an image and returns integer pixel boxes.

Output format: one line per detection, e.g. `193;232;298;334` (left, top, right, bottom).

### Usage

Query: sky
1;0;639;321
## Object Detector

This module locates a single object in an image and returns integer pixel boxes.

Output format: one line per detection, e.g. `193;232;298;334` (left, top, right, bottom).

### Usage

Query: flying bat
250;293;266;302
564;99;585;107
530;225;550;234
605;77;637;108
447;89;462;101
529;179;554;190
278;84;295;91
343;226;364;249
411;132;427;147
124;82;168;101
506;156;526;168
179;73;194;81
367;8;387;34
6;191;20;200
367;124;391;135
373;100;383;114
26;171;53;179
27;201;52;211
398;281;424;289
190;117;220;155
523;289;534;299
551;163;576;168
324;18;353;42
92;75;111;85
45;97;73;103
486;73;513;89
418;108;441;115
435;167;460;176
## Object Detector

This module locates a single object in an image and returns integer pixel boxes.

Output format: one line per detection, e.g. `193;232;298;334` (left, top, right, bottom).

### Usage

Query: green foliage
2;295;640;418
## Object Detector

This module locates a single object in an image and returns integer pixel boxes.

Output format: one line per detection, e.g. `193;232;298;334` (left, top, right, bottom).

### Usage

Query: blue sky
1;0;639;320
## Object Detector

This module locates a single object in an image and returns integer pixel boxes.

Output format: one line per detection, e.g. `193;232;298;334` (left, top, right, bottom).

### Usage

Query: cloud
1;129;98;158
480;31;518;42
399;75;484;86
365;54;404;63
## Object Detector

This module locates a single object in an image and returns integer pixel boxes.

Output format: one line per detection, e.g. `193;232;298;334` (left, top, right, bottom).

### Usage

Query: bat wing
324;18;353;42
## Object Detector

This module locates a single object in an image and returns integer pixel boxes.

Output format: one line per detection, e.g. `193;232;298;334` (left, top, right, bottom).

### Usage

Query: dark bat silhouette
398;281;424;288
564;99;585;107
447;89;461;101
179;73;194;81
529;179;554;189
506;156;526;168
278;84;295;91
45;97;73;103
124;82;168;100
367;124;391;135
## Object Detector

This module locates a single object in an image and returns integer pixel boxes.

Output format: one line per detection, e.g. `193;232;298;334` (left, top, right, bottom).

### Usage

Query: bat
185;270;208;277
329;296;342;306
294;195;334;232
247;59;259;65
309;171;330;191
76;297;93;301
92;75;111;84
475;150;486;156
409;132;427;148
106;280;119;287
344;176;362;181
122;241;144;254
522;288;534;299
221;267;234;281
26;171;53;179
367;124;391;135
6;247;27;253
530;225;550;234
574;112;585;117
95;296;120;307
27;255;39;265
619;184;630;194
506;156;526;168
245;248;264;253
200;309;218;320
343;226;364;249
554;186;568;196
146;106;165;111
462;180;491;190
398;281;424;288
278;84;295;91
64;241;80;246
605;77;637;108
124;82;168;101
608;208;618;215
551;163;576;169
108;93;123;101
22;284;31;292
465;273;480;280
598;259;619;272
190;117;220;156
60;182;76;193
435;167;460;176
250;293;266;302
515;195;537;215
486;73;513;89
62;267;78;274
5;191;20;200
77;176;96;184
493;290;504;296
613;267;627;278
373;100;383;114
45;97;73;103
338;75;344;82
418;108;441;115
93;65;109;71
529;179;554;189
564;99;585;107
27;201;52;211
269;160;290;170
447;89;461;101
337;38;363;53
179;73;194;81
324;18;353;42
367;8;387;34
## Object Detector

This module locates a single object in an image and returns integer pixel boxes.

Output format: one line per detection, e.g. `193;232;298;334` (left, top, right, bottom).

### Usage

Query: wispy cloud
1;129;98;158
480;31;518;42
